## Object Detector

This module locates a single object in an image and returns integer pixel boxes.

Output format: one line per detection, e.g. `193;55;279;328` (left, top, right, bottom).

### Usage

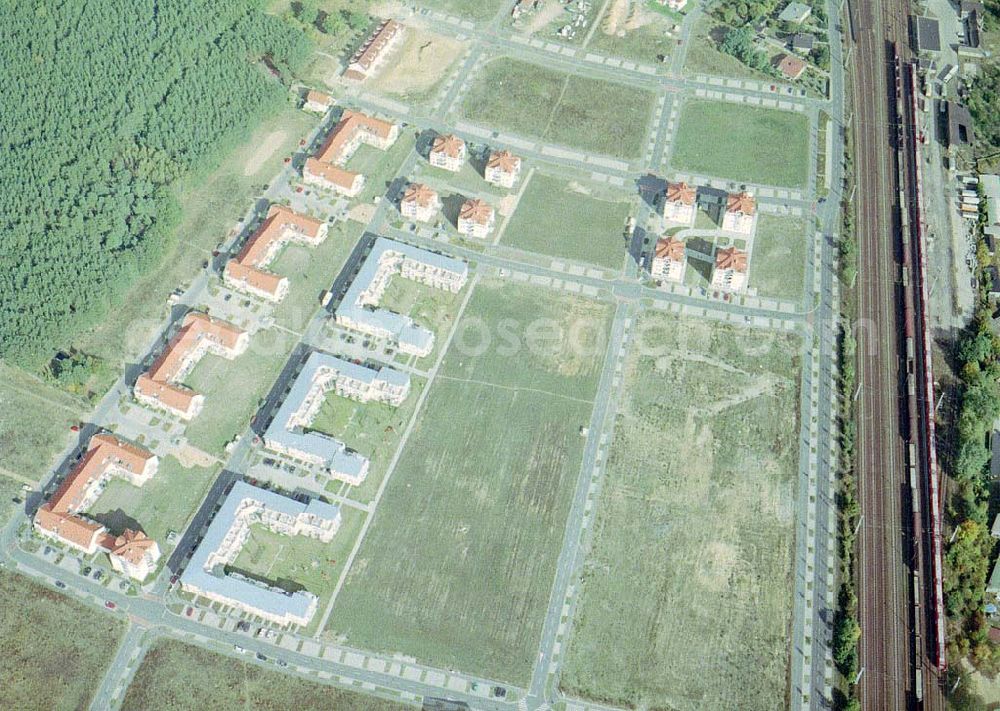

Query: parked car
234;645;247;654
255;652;267;662
54;580;66;589
81;566;92;576
169;574;180;585
104;600;116;610
275;659;288;668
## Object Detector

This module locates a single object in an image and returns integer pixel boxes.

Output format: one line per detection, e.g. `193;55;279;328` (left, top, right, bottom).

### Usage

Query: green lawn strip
414;159;510;201
749;214;810;301
404;0;505;21
586;9;677;65
500;173;631;270
0;475;25;525
560;314;800;710
121;637;408;711
182;330;296;456
72;106;316;378
315;378;427;505
0;362;84;484
269;220;364;332
461;57;654;160
671;99;810;188
0;570;126;711
231;507;366;636
350;131;417;205
87;455;219;554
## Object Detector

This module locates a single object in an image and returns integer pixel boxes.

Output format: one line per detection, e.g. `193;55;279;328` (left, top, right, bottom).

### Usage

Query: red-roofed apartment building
33;433;162;579
134;312;249;420
343;19;404;81
400;183;441;223
721;191;756;235
303;90;333;114
651;236;687;283
661;181;697;225
430;134;466;172
457;198;495;239
303;110;400;195
223;205;329;302
711;246;749;292
484;149;522;188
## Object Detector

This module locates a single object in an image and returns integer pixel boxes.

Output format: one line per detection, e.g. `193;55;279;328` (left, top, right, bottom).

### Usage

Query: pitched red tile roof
304;158;362;191
135;312;245;414
715;246;748;272
402;183;438;208
110;529;157;565
224;204;326;298
36;434;155;550
459;198;493;225
776;54;807;80
431;134;465;160
316;110;397;164
666;181;696;205
305;90;332;108
654;236;686;261
348;19;402;73
726;191;756;216
486;149;520;173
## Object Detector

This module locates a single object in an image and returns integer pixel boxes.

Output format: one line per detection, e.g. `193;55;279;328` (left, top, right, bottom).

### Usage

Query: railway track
849;1;947;708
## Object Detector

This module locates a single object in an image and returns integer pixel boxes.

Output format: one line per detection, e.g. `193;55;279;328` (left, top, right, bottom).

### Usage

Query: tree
342;10;368;31
295;0;318;27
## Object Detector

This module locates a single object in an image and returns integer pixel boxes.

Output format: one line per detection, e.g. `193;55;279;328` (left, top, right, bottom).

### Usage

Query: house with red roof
711;246;749;292
662;181;697;225
651;236;687;283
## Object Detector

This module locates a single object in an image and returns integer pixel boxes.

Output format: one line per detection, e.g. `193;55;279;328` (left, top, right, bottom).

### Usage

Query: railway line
848;0;947;708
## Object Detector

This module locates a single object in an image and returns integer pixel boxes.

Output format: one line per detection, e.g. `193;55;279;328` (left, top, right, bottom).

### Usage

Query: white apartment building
429;134;466;172
484;150;522;188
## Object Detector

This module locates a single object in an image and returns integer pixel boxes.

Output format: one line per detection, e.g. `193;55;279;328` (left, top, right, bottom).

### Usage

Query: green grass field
750;215;811;301
381;273;463;362
182;330;295;456
231;508;365;634
561;314;800;710
270;220;363;331
328;281;612;683
587;4;678;65
122;638;411;711
0;362;84;484
500;173;631;269
314;378;426;505
671;100;810;187
0;570;125;710
409;0;506;21
88;455;219;554
72;106;317;385
350;131;416;204
461;58;655;160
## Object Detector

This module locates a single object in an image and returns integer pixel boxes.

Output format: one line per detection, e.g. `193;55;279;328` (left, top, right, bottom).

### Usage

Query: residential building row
179;481;342;627
400;183;496;238
263;351;410;485
334;237;468;357
651;237;749;292
33;433;162;580
427;134;522;188
303;110;400;197
661;181;757;236
344;19;403;82
134;312;249;420
223;204;329;302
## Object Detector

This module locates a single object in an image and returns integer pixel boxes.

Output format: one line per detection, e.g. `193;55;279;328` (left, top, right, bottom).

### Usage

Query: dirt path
243;130;286;176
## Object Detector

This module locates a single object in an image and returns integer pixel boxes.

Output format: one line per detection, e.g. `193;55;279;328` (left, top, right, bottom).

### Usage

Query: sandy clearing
173;444;220;469
369;28;465;97
524;1;565;34
349;203;376;223
243;130;286;176
602;0;629;35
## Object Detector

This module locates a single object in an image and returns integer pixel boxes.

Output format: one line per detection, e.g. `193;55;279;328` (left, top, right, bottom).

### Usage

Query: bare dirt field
242;130;286;176
561;313;801;710
368;28;466;102
524;1;565;34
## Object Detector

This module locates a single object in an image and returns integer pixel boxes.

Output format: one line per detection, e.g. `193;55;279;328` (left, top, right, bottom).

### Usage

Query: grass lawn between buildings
0;570;126;711
327;280;613;684
87;454;219;557
408;0;506;21
316;377;427;505
230;507;366;636
561;313;800;710
460;57;656;160
182;329;296;457
750;214;811;302
381;272;463;366
500;172;632;270
671;99;811;188
0;361;84;484
121;637;411;711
